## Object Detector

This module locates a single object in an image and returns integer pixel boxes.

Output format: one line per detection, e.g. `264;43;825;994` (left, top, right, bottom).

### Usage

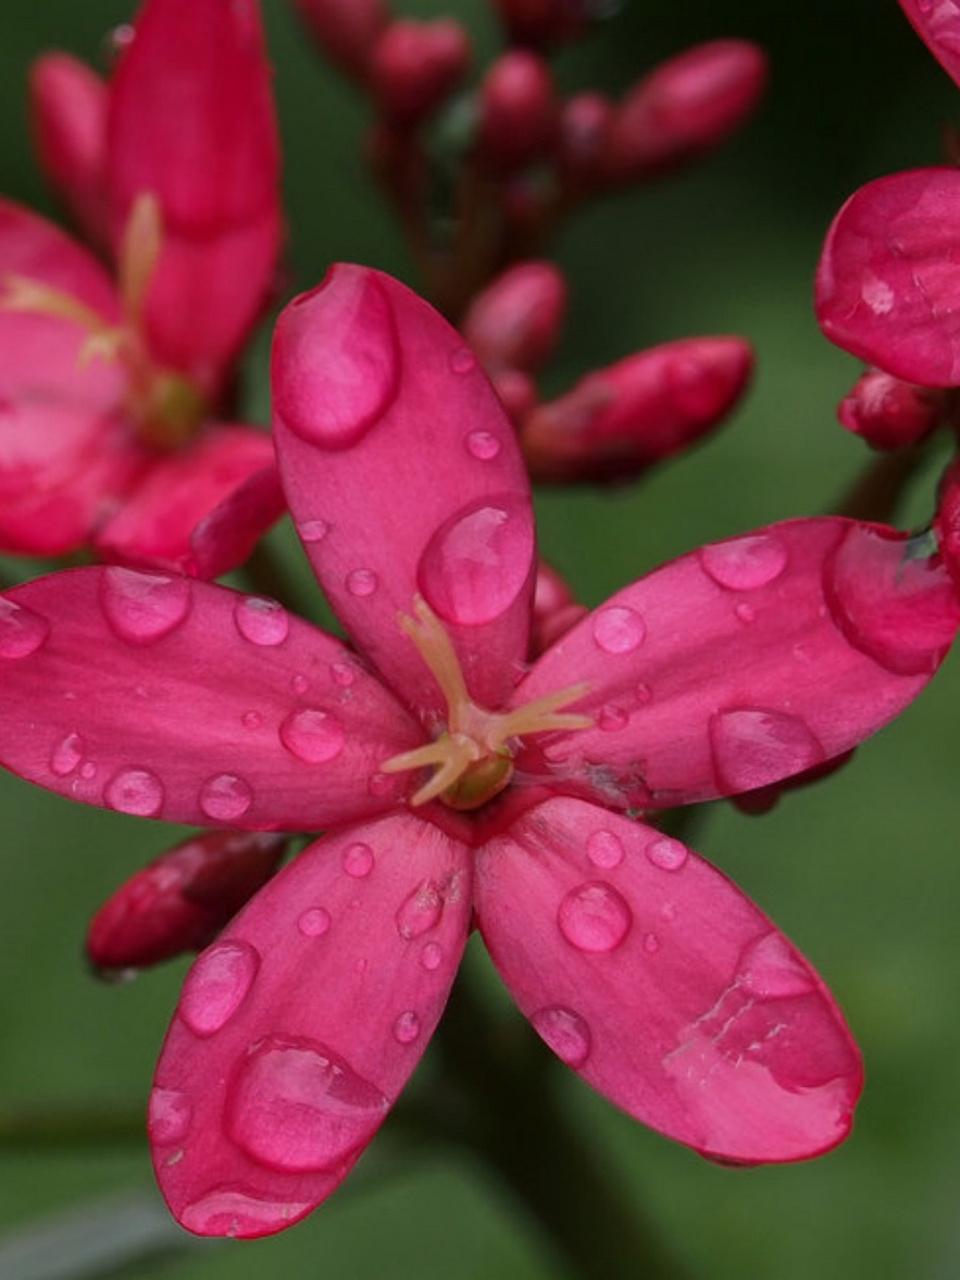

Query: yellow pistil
382;596;593;810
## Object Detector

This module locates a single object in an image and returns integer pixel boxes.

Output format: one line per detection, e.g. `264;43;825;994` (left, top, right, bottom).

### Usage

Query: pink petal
272;265;536;713
900;0;960;89
815;168;960;385
0;195;119;318
476;796;861;1162
152;812;471;1237
513;518;959;808
0;568;422;829
106;0;283;383
94;424;285;578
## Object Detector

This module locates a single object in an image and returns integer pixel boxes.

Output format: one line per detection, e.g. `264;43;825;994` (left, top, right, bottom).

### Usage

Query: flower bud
292;0;389;81
521;336;753;482
490;367;539;424
370;19;471;127
532;559;588;655
475;50;557;173
602;40;768;184
462;261;567;372
491;0;591;47
558;91;615;193
87;830;288;974
838;368;942;450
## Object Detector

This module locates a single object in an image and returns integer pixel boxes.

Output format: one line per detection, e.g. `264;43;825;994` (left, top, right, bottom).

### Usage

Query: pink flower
815;2;960;384
1;266;957;1238
0;0;284;574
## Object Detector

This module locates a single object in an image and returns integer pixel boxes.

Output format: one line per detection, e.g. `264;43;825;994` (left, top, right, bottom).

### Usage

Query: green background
2;1;960;1277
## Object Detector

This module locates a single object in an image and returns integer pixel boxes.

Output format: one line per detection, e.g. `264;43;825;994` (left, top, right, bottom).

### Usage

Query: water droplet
418;497;534;626
330;661;356;688
179;941;259;1037
242;709;263;730
342;842;375;878
592;605;646;655
299;518;330;543
395;881;443;939
105;767;165;816
100;568;191;645
557;881;632;953
50;732;83;777
180;1187;313;1238
291;674;309;694
368;772;393;798
420;941;443;971
699;534;788;591
598;704;628;732
354;957;368;973
0;598;49;659
466;429;502;460
199;773;254;822
709;708;824;793
735;602;756;624
531;1006;592;1068
280;708;346;764
346;568;378;598
661;901;677;922
645;836;688;872
635;681;652;704
586;829;625;869
148;1087;192;1144
226;1035;390;1172
450;345;476;374
80;761;97;780
298;907;331;937
393;1010;421;1044
234;596;289;646
738;931;816;998
644;932;661;954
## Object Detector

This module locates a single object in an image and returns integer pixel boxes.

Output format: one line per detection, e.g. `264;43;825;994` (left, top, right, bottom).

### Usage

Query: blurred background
2;1;960;1277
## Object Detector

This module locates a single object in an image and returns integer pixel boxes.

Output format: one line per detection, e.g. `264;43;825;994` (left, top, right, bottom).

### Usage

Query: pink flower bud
87;830;288;973
490;367;539;423
475;50;557;173
462;260;567;371
292;0;389;81
490;0;591;47
603;40;768;184
370;19;471;127
558;91;615;193
532;559;588;654
521;336;753;482
837;368;942;450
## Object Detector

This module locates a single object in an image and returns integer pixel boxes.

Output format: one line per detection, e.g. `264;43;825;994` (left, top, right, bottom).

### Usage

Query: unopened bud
602;40;768;184
293;0;389;81
491;0;592;47
521;335;753;482
558;91;615;193
462;260;567;371
87;830;288;974
532;559;588;655
491;367;539;424
370;19;471;126
838;368;942;450
475;50;557;173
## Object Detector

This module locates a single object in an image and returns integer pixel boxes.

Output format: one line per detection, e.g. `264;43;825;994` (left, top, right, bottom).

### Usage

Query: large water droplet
105;767;165;816
234;596;290;646
179;941;259;1037
226;1034;390;1172
280;708;346;764
418;497;533;626
557;881;632;953
100;568;191;645
148;1086;192;1144
645;836;688;872
50;732;83;777
180;1187;313;1238
709;708;824;793
346;568;378;598
531;1006;592;1068
466;429;502;460
199;773;254;821
586;829;625;869
342;842;375;878
395;880;444;939
592;605;646;655
393;1011;421;1044
738;931;816;999
699;533;788;591
0;598;49;659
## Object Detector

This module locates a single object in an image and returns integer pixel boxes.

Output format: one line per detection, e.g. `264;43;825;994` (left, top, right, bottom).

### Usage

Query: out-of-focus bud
558;91;614;193
491;0;591;48
30;53;109;246
87;830;288;975
490;367;539;424
475;50;557;173
521;335;753;482
462;260;567;371
730;751;856;815
370;18;471;127
293;0;389;81
935;457;960;596
838;368;943;450
532;559;589;655
602;40;768;184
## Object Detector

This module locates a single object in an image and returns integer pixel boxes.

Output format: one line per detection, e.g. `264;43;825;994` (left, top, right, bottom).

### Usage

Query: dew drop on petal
395;880;444;939
449;345;477;374
709;708;824;794
531;1006;592;1068
699;534;788;591
346;568;378;598
199;773;254;822
179;941;259;1037
466;429;502;461
299;518;330;544
298;907;331;938
592;605;646;655
644;932;661;954
291;674;309;694
342;842;375;878
420;941;443;971
598;704;628;732
330;661;356;688
80;761;97;780
226;1035;390;1173
50;732;83;777
557;881;632;953
635;681;652;704
180;1187;313;1238
234;596;290;646
148;1086;192;1144
368;772;393;798
100;568;191;645
738;931;816;999
393;1011;421;1044
0;598;50;659
735;603;756;624
280;708;346;764
645;836;688;872
418;498;534;626
242;710;263;730
105;767;165;816
586;828;625;870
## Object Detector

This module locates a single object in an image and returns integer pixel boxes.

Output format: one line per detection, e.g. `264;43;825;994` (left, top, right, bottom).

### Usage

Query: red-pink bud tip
370;19;471;127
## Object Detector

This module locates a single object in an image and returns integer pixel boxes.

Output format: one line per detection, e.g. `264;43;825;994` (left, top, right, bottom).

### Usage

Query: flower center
382;596;593;811
1;192;207;449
